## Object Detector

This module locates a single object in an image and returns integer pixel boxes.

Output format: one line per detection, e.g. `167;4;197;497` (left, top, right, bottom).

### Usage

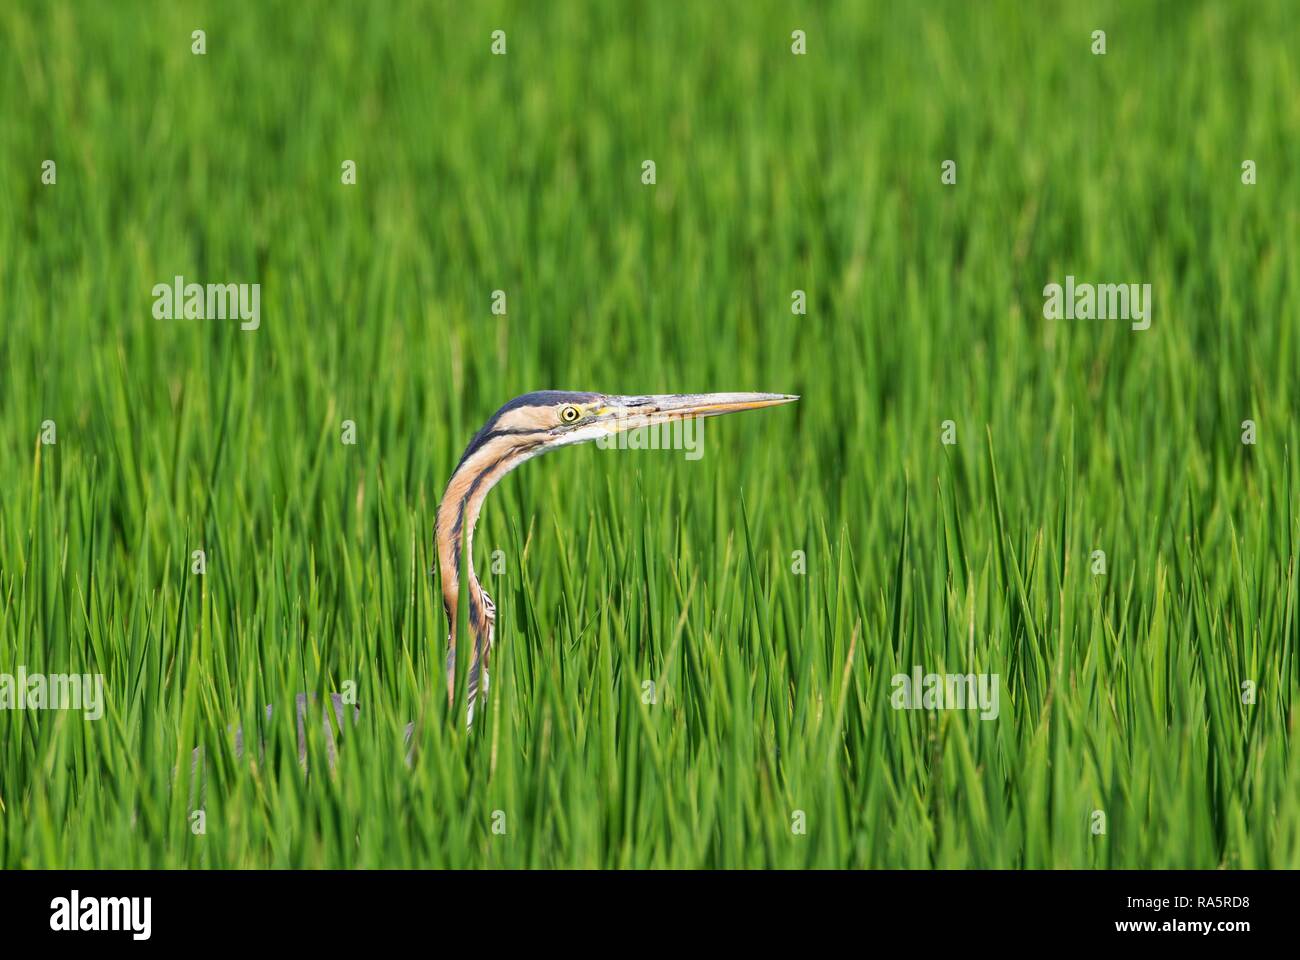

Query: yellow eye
560;405;581;424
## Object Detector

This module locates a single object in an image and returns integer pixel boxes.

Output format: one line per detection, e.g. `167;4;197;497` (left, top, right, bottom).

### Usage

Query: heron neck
435;460;498;659
436;500;481;628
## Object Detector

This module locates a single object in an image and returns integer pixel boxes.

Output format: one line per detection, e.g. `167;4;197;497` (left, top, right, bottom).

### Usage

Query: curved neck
436;419;555;709
435;474;491;654
436;438;536;697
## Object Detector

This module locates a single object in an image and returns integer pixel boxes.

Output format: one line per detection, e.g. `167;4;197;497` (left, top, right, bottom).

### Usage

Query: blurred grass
0;0;1298;867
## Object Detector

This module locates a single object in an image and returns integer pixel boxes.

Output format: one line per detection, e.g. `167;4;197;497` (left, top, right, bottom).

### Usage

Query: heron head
457;390;799;465
547;391;799;447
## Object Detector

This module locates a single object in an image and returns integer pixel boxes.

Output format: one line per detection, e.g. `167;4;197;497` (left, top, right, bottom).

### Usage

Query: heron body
435;390;798;721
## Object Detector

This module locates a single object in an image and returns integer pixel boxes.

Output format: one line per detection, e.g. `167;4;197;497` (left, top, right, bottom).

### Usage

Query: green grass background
1;0;1298;868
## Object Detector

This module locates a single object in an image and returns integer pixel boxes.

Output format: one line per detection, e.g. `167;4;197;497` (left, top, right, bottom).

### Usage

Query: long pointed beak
597;392;798;432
